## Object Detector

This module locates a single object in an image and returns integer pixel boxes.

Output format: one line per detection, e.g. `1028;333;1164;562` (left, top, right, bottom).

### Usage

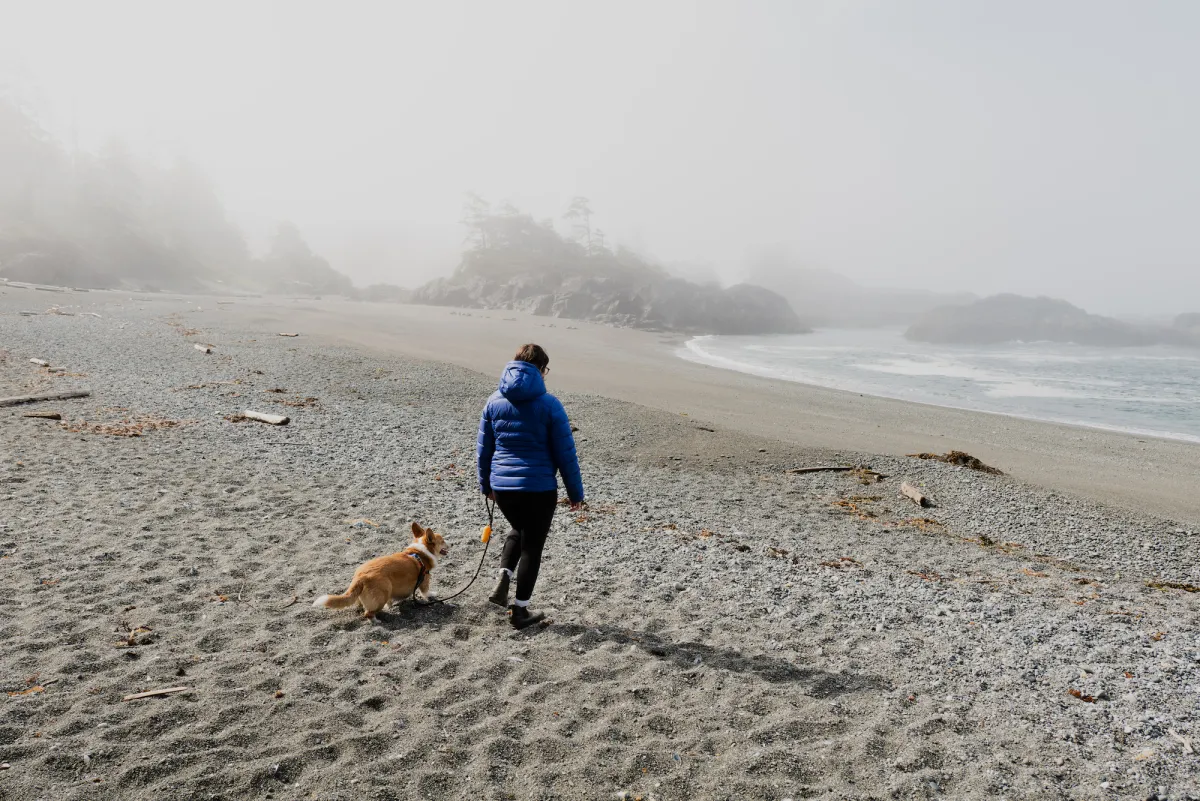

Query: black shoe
509;604;545;629
488;574;510;607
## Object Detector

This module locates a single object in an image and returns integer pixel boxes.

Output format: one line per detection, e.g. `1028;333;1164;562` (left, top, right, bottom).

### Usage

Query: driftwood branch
0;390;91;408
901;482;932;508
193;344;213;354
1169;728;1195;755
122;686;191;702
23;411;62;420
243;410;289;426
786;466;856;475
29;358;49;367
277;332;299;337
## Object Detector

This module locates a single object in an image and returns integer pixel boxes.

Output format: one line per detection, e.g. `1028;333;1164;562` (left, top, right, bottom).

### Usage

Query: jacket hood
498;360;547;402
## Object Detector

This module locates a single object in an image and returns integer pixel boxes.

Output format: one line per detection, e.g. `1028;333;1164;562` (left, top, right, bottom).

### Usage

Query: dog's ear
411;522;424;539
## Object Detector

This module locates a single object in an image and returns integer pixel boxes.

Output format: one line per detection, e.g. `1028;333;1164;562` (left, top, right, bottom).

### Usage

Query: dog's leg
359;585;389;619
417;574;435;601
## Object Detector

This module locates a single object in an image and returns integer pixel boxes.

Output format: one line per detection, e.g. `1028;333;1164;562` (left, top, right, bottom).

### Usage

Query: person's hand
569;501;585;512
487;491;495;501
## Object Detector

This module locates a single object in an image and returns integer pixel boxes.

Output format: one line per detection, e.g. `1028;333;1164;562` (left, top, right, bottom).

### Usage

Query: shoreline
680;332;1200;447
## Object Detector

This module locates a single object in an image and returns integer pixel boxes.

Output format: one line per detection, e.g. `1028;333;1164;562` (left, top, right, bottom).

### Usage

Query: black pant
494;490;558;603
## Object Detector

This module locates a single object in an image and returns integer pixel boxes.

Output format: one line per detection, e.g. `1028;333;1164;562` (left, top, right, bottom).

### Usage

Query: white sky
2;0;1198;314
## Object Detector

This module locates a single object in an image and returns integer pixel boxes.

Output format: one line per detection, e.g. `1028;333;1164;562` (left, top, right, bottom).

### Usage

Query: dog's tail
313;578;364;610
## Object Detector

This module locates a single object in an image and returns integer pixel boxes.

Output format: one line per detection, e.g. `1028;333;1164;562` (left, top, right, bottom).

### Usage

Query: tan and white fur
313;523;449;618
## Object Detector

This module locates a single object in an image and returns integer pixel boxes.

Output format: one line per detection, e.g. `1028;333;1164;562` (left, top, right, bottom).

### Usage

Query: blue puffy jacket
477;361;584;503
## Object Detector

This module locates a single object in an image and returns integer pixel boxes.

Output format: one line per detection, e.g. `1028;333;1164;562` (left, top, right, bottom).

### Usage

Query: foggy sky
3;0;1198;315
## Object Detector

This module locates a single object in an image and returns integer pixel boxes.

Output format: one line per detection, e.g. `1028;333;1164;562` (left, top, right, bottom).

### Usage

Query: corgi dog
313;522;450;618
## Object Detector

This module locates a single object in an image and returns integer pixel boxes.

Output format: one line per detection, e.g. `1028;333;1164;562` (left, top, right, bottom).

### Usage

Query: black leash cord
415;497;495;606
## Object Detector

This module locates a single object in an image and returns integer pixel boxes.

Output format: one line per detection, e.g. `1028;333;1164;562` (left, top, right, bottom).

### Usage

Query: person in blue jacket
477;343;584;628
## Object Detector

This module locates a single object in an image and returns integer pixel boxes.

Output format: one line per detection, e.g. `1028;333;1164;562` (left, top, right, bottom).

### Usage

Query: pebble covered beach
2;288;1198;800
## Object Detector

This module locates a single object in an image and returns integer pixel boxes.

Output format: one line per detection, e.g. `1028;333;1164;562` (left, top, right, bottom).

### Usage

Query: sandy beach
221;297;1200;527
2;288;1199;800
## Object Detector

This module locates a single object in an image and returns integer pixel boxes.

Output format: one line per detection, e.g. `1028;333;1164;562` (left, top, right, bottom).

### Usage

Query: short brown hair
514;343;549;372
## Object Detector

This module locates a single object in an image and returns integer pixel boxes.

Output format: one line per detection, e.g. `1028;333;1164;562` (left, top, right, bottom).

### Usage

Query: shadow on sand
546;621;887;698
363;603;884;699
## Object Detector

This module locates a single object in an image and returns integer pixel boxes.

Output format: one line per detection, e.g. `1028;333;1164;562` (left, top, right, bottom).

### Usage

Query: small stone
1055;757;1064;766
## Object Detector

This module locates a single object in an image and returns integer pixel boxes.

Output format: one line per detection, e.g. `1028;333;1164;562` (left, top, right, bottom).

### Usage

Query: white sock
513;598;530;608
499;568;513;579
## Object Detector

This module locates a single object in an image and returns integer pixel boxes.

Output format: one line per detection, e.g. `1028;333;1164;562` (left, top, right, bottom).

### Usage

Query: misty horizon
3;1;1199;316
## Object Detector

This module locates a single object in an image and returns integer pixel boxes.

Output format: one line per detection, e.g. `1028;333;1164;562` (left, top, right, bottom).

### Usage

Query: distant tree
72;138;196;286
77;139;144;237
0;91;343;293
257;221;353;296
0;91;60;223
152;158;250;279
267;222;313;261
563;196;593;250
590;228;608;256
461;192;491;251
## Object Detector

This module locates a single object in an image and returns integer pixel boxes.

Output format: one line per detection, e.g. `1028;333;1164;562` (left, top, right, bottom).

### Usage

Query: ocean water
681;329;1200;444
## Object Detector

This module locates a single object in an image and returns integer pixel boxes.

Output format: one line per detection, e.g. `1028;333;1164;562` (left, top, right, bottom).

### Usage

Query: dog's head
411;522;449;556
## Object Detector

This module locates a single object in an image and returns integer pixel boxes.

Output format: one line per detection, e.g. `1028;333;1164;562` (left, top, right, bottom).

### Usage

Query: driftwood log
278;332;299;337
785;466;856;475
29;358;49;367
901;482;932;508
122;686;190;702
0;390;91;408
243;410;289;426
193;344;213;354
23;411;62;420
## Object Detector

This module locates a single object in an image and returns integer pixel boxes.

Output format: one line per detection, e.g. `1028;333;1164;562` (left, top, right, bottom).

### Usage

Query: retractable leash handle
416;497;496;606
481;497;495;543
